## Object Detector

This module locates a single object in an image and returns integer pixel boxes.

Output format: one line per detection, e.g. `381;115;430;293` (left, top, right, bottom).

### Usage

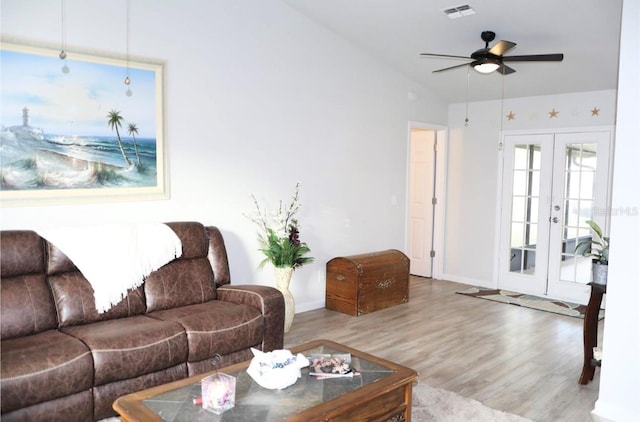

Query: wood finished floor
284;276;603;422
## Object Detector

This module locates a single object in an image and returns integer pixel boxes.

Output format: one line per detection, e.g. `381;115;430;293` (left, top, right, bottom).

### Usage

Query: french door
497;130;612;304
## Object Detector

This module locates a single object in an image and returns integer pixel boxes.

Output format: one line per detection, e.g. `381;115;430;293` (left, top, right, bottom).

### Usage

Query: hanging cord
124;0;132;96
465;66;470;127
59;0;66;58
498;69;506;149
59;0;69;73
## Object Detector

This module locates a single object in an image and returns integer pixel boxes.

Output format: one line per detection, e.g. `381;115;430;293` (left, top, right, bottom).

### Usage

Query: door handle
552;217;559;223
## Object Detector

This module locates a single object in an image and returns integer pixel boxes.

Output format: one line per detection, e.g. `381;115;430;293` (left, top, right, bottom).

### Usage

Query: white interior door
498;130;612;304
407;128;436;277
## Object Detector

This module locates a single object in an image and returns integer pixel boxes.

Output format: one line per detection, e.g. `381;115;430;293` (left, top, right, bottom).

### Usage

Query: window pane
514;145;529;170
530;197;539;224
531;146;542;170
511;222;524;247
527;223;538;246
513;170;527;196
512;196;526;222
530;171;540;197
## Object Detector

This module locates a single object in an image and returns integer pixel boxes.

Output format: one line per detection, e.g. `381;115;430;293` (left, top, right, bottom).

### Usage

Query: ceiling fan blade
432;62;471;73
488;40;516;57
502;53;564;62
420;53;471;60
497;63;516;75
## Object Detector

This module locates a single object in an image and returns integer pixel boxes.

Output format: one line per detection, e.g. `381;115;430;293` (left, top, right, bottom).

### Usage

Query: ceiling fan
420;31;564;75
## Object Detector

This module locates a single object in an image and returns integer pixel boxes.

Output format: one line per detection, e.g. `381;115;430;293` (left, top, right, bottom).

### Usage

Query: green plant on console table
575;220;609;264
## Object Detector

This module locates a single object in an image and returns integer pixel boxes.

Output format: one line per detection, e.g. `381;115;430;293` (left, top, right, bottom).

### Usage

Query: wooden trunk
326;249;410;316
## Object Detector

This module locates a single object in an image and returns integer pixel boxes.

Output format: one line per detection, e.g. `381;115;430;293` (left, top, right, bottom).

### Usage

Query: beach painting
0;42;166;206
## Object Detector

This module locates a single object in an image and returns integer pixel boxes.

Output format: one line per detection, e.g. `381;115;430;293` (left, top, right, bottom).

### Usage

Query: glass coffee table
114;339;417;421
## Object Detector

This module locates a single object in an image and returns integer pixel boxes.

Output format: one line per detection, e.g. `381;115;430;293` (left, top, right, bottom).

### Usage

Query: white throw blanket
38;223;182;313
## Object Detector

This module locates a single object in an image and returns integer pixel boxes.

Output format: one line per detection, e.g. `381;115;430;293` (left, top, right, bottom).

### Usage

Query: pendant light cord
465;67;470;126
499;71;505;149
124;0;132;95
126;0;130;79
60;0;66;58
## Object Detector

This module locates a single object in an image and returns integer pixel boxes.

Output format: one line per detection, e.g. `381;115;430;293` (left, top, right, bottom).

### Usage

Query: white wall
443;90;617;286
0;0;447;312
594;0;640;420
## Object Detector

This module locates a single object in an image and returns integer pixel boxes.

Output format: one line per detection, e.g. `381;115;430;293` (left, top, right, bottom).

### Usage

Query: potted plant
245;182;314;332
575;220;609;285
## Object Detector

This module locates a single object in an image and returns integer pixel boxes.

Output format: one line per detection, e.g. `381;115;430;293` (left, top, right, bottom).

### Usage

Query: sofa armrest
216;285;285;352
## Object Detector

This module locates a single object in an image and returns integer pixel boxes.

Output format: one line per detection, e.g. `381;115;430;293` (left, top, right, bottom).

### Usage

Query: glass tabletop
142;343;396;422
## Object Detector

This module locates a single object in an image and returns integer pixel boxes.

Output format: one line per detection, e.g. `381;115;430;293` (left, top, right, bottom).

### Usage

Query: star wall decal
591;107;600;116
506;111;516;120
549;108;559;118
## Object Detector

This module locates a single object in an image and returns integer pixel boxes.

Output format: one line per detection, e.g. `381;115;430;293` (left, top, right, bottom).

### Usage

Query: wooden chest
326;249;410;316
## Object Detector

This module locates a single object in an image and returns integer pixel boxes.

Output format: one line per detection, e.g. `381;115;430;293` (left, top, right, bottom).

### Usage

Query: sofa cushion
0;390;93;422
0;230;57;340
61;315;188;386
1;274;57;340
148;301;264;363
93;363;186;420
204;226;232;288
165;222;209;259
0;330;93;413
0;230;44;278
45;240;78;275
145;258;216;312
49;271;146;328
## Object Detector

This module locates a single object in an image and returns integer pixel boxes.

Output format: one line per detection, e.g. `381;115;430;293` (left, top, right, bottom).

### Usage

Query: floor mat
457;286;604;320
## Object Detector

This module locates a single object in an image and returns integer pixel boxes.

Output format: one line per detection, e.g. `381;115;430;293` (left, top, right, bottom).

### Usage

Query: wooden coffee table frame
114;339;418;422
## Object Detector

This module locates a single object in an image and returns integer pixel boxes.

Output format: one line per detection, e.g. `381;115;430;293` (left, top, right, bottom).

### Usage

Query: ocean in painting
0;124;158;190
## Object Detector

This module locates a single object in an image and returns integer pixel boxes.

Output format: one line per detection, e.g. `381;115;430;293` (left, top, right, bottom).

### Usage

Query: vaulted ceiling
280;0;623;104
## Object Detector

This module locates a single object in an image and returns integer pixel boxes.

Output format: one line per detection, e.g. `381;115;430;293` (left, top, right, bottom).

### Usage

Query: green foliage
257;225;314;269
575;220;610;264
247;183;314;270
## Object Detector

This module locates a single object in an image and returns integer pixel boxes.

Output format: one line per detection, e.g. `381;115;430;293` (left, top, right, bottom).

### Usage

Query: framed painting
0;40;167;206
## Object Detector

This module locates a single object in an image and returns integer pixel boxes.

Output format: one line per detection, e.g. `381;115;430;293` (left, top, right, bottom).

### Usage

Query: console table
579;282;606;385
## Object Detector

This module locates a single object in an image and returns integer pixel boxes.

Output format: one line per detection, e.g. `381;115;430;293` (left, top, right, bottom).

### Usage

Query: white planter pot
274;267;295;333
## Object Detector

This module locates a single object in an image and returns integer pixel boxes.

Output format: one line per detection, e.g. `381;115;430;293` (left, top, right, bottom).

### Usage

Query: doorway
406;122;447;279
497;129;612;304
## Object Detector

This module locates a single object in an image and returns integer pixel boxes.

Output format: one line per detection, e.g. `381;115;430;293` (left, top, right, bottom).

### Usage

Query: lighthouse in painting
1;106;45;141
22;107;30;127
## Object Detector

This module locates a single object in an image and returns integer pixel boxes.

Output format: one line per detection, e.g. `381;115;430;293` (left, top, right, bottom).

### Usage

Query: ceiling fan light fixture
473;61;500;74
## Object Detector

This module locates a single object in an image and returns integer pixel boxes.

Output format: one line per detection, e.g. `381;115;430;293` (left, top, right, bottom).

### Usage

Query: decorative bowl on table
246;348;310;390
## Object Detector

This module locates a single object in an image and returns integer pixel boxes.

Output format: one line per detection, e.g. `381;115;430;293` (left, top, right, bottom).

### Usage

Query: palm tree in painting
107;109;132;168
127;122;142;167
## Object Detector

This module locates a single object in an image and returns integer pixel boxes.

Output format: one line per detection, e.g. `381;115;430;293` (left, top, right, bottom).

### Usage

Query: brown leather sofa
0;222;285;421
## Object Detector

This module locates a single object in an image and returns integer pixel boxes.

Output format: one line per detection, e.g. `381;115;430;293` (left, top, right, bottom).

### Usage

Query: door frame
493;126;615;301
406;121;448;280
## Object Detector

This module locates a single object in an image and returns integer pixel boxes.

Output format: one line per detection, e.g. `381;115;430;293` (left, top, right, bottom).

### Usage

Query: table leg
579;286;604;384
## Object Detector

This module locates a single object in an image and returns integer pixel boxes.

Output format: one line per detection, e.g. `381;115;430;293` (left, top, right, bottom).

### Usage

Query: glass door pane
558;143;597;284
509;145;541;274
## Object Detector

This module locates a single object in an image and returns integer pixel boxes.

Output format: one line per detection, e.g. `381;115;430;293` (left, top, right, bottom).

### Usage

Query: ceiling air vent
442;4;476;19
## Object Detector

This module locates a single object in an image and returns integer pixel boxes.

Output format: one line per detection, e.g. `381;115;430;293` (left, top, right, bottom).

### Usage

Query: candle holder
201;373;236;414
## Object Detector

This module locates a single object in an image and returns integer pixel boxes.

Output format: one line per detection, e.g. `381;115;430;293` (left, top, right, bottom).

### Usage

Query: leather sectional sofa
0;222;285;421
